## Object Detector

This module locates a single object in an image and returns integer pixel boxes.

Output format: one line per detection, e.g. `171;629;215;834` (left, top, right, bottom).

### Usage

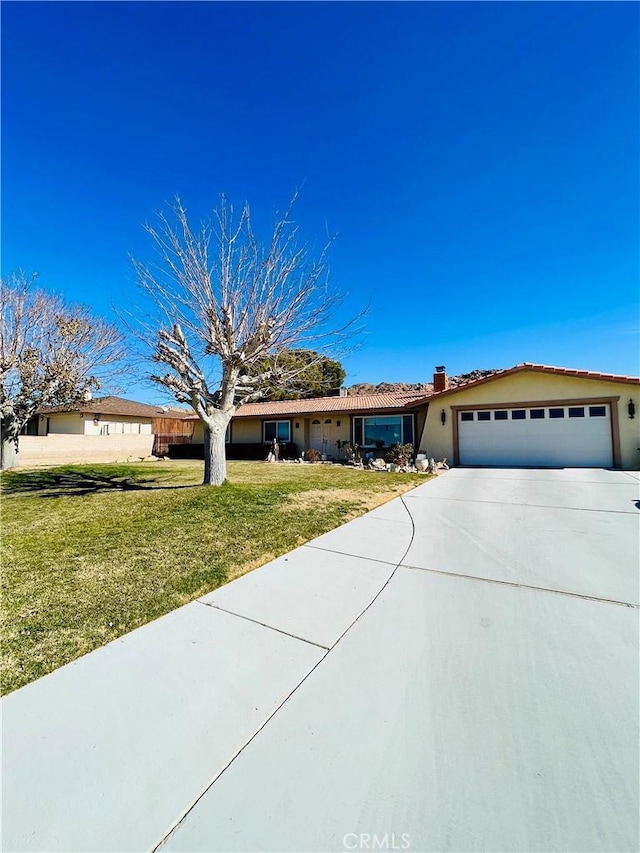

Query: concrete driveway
2;468;638;852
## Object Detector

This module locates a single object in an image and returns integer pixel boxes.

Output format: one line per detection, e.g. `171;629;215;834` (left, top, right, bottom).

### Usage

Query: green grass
1;460;427;694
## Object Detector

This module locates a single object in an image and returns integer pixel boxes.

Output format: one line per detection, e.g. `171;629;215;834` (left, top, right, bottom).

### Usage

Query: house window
460;412;474;422
263;421;291;442
549;408;565;419
589;406;606;417
494;411;508;420
511;410;526;420
568;407;585;418
530;409;545;419
402;415;414;446
352;415;413;448
477;411;491;421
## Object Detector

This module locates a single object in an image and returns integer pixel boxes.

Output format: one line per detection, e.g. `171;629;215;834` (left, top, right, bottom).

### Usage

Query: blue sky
2;2;638;400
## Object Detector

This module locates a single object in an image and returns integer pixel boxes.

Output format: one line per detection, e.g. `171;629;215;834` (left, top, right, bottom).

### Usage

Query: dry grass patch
282;483;415;519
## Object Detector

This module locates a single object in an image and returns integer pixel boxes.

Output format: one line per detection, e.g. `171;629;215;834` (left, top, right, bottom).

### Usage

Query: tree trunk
1;438;18;471
203;421;227;486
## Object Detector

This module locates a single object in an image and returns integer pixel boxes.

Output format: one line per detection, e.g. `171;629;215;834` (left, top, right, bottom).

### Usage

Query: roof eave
428;363;640;401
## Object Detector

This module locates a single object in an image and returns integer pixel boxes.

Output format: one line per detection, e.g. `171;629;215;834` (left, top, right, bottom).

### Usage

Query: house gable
418;368;639;469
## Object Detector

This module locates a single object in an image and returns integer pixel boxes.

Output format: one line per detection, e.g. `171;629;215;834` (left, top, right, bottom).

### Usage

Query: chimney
433;365;448;393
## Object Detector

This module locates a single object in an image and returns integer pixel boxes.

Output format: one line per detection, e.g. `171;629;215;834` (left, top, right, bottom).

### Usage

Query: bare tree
0;271;124;469
132;194;360;485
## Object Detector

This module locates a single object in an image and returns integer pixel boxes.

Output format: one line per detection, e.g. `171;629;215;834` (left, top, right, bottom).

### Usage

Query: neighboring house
186;363;640;469
18;397;193;467
29;397;156;437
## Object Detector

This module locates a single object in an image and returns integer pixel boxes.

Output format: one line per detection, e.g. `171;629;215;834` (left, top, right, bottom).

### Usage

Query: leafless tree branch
1;271;125;468
129;194;364;484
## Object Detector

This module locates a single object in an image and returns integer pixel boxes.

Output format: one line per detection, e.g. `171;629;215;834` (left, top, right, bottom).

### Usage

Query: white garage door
458;404;613;467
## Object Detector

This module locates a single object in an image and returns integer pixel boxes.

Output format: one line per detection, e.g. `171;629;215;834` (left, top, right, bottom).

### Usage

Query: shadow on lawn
1;469;195;497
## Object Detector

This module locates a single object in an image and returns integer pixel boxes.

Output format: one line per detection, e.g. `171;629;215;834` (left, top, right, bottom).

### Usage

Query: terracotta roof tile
39;396;189;419
415;363;640;402
232;391;426;418
513;363;639;383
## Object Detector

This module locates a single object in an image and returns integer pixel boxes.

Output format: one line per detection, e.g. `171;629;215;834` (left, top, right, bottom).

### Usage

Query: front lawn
1;460;425;694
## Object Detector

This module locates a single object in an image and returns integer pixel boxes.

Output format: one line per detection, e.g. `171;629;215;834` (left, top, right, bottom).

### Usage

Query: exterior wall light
440;409;446;426
629;399;636;419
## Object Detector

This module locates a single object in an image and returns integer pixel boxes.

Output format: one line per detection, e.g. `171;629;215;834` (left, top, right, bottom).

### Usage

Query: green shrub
385;443;414;465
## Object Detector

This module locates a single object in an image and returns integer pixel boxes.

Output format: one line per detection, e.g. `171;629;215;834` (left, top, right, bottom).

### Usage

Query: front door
310;419;323;452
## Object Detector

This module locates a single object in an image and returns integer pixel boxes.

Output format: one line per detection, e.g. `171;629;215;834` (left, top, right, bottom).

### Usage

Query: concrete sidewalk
2;469;639;852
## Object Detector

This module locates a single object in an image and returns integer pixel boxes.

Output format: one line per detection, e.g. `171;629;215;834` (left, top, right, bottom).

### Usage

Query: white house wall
40;413;153;436
82;417;152;436
40;413;85;435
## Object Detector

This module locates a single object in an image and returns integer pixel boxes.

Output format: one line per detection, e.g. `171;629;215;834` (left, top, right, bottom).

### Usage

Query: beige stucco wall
192;415;352;453
188;408;423;456
17;434;155;467
292;418;305;448
227;412;408;456
189;420;246;444
231;419;262;443
417;372;640;469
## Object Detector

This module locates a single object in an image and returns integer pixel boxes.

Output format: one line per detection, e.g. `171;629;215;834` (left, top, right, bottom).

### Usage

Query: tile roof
515;362;640;383
52;365;635;422
407;362;640;404
232;391;426;418
39;396;189;419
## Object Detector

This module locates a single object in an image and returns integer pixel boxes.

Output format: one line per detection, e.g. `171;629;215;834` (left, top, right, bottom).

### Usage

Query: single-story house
188;390;427;461
18;397;193;467
21;364;639;470
25;396;188;439
186;363;640;469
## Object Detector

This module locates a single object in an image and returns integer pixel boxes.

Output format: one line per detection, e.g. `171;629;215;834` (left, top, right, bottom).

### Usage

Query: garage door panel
458;406;613;467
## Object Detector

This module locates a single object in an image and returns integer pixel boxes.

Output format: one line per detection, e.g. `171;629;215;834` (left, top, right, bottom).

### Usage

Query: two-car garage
417;364;639;470
456;402;613;467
